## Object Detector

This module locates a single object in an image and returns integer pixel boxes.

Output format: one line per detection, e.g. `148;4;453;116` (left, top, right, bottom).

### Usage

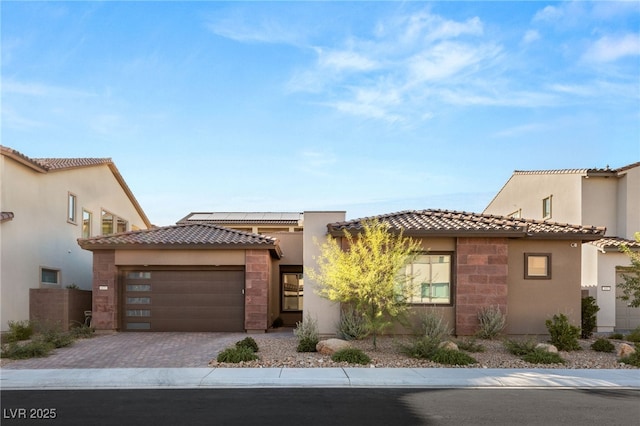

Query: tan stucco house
0;146;151;331
484;163;640;331
79;209;604;336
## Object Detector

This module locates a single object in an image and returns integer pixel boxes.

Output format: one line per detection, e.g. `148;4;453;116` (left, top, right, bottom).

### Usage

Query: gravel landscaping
210;332;639;369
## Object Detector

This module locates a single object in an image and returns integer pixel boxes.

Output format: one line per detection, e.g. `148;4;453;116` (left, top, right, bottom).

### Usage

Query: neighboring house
484;163;640;331
79;209;604;336
0;146;151;331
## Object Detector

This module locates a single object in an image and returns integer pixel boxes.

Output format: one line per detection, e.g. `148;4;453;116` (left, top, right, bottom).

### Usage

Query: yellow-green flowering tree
308;220;421;348
619;232;640;308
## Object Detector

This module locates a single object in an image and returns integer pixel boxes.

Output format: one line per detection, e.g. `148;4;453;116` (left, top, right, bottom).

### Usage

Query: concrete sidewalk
2;368;639;390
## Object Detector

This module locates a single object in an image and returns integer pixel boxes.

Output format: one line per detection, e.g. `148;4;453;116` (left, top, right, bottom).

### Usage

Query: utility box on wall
29;288;92;330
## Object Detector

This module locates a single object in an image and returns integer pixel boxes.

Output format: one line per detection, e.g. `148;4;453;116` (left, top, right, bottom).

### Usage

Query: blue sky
2;1;639;226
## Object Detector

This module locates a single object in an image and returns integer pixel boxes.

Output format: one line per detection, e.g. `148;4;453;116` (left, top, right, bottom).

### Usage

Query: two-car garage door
122;269;245;332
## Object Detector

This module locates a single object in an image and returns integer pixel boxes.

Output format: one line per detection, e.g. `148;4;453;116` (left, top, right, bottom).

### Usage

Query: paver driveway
1;332;259;369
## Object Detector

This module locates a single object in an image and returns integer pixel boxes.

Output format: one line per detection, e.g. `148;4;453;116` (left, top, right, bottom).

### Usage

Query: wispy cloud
206;10;307;46
582;33;640;63
2;79;94;98
1;106;44;130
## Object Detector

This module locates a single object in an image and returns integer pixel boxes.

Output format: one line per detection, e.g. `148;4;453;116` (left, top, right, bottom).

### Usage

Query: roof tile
328;209;605;239
589;237;640;250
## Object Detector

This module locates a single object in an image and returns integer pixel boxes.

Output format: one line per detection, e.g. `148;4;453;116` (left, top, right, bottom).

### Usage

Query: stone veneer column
455;238;508;336
91;250;119;330
245;249;270;332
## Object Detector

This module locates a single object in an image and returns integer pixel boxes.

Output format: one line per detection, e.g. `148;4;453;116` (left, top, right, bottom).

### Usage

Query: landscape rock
316;338;351;355
438;341;459;351
617;343;636;358
535;343;558;353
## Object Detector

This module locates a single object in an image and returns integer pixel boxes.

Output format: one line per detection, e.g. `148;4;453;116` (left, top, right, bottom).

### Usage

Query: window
102;210;128;235
282;273;303;311
406;254;451;304
525;253;551;279
509;209;521;219
41;267;60;287
542;196;552;219
82;210;92;238
67;193;77;223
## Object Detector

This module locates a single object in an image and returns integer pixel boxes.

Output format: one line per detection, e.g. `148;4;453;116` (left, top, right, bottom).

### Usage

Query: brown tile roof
589;237;640;251
0;212;14;223
328;209;606;240
78;223;282;257
513;162;639;176
33;157;113;171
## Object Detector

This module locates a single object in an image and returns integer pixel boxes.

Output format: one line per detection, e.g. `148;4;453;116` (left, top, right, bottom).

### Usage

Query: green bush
625;326;640;343
456;338;486;353
235;337;259;353
476;305;506;340
331;348;371;365
503;338;538;356
591;338;615;353
296;337;318;353
400;336;440;360
545;313;581;351
336;305;370;341
430;348;477;366
415;310;451;341
521;349;565;365
609;333;625;340
69;324;95;339
216;346;259;363
294;314;319;352
39;330;74;349
1;341;54;359
6;320;34;342
581;297;600;339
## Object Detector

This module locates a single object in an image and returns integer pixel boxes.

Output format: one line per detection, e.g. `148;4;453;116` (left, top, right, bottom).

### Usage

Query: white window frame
67;192;77;224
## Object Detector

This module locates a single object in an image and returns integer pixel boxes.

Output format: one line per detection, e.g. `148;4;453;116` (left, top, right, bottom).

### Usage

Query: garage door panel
122;269;245;332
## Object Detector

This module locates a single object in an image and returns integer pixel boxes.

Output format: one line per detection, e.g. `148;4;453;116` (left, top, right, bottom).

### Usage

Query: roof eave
78;241;282;258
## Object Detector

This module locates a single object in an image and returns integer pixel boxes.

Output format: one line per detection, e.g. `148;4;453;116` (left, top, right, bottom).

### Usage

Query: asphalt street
2;388;639;426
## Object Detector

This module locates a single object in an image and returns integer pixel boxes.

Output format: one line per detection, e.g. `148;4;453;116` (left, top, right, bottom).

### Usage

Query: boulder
535;343;558;353
617;343;637;358
316;338;351;355
438;341;459;351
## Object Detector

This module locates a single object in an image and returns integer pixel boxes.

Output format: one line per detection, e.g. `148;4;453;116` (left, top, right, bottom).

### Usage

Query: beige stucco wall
303;211;346;335
617;166;640;239
485;173;582;222
506;239;583;335
0;156;148;331
582;175;621;234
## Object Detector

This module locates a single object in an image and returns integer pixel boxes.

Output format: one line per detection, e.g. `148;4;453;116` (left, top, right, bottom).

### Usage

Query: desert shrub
235;337;259;353
521;349;565;365
414;310;451;341
625;326;640;343
331;348;371;365
590;338;615;353
336;305;370;341
400;336;440;360
216;346;259;363
430;348;477;366
456;338;486;353
503;338;538;356
39;329;74;349
581;297;600;339
69;324;95;339
476;305;506;339
1;341;54;359
545;313;581;351
6;320;34;342
294;314;319;352
609;333;624;340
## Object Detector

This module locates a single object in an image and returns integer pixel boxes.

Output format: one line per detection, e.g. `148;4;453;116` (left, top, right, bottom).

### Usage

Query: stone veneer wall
91;250;118;330
455;238;508;336
29;288;92;330
245;250;270;332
